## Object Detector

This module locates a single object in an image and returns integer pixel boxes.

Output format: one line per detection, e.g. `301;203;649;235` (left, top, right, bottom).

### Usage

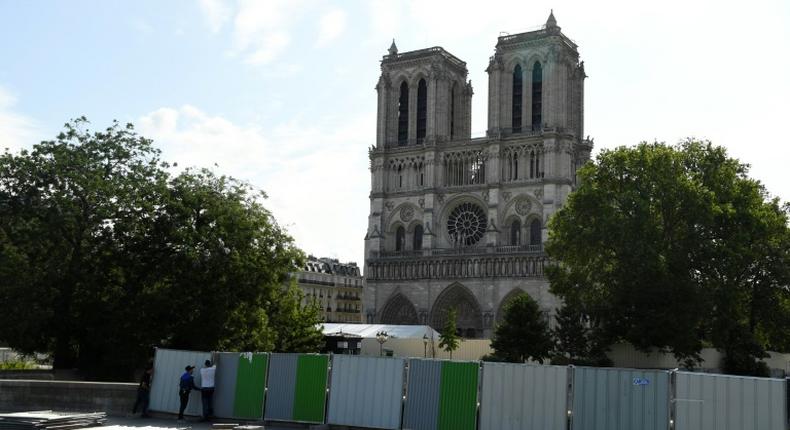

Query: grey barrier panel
212;352;240;419
149;348;212;416
327;355;405;429
263;353;298;421
479;362;568;430
572;367;669;430
675;372;787;430
402;358;442;430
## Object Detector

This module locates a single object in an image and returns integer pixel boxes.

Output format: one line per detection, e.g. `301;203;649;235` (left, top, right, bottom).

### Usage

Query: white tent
320;323;439;340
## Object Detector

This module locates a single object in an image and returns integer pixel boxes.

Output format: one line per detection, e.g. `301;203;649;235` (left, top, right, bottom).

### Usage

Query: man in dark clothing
177;365;200;420
132;365;153;417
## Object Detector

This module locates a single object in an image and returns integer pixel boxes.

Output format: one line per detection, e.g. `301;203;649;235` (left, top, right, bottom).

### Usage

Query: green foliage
0;360;37;370
0;118;317;379
266;281;324;353
550;298;612;366
438;307;460;359
547;140;790;375
490;294;553;363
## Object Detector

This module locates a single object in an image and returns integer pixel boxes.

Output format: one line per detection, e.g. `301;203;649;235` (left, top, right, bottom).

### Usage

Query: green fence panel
232;352;268;419
437;361;479;430
292;354;329;423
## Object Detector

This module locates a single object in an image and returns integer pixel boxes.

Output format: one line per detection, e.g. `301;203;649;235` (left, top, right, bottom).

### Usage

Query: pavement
103;415;311;430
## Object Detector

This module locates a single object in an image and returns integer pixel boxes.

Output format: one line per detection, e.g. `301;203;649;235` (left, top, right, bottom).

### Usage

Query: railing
383;46;467;69
372;244;544;260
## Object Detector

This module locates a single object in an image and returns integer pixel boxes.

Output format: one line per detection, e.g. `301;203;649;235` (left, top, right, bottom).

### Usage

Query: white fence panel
149;348;211;416
327;355;405;429
675;372;787;430
479;362;568;430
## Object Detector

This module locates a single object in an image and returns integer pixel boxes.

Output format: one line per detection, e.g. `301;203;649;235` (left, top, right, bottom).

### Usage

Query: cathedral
364;12;593;338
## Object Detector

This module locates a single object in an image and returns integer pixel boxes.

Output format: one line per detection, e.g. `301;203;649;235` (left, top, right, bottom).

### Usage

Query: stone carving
401;206;415;222
533;188;543;200
515;198;532;215
384;201;394;211
502;191;512;202
482;189;489;201
437;193;445;204
418;198;425;208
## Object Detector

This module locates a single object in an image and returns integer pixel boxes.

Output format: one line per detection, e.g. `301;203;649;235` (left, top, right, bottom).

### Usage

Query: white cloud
138;105;373;265
198;0;232;33
230;0;304;65
0;86;40;153
316;9;347;47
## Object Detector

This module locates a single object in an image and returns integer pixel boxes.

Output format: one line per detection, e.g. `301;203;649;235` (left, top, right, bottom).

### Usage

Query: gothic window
398;164;403;188
529;150;536;179
531;62;543;131
418;161;424;186
530;219;541;246
447;202;487;246
510;219;521;245
413;225;423;251
395;226;405;251
450;82;457;139
417;79;427;141
444;150;486;186
398;82;409;145
509;151;518;181
512;64;523;133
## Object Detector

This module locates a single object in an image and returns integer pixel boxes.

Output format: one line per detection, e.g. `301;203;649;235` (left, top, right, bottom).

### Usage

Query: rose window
447;202;487;246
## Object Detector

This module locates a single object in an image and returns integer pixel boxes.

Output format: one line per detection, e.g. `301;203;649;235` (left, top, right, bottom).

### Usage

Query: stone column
426;74;438;142
486;58;502;135
408;84;418;143
375;75;389;148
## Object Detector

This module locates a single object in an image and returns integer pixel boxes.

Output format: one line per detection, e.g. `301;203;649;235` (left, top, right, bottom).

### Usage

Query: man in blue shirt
177;365;200;420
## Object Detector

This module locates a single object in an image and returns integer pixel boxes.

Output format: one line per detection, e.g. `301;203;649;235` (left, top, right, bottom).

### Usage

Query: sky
1;0;788;266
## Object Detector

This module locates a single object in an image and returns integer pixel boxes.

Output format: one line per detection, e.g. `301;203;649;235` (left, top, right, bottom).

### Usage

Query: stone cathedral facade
364;12;593;338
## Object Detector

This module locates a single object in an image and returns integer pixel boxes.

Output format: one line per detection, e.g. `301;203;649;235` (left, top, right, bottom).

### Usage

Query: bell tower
486;11;586;140
375;42;472;148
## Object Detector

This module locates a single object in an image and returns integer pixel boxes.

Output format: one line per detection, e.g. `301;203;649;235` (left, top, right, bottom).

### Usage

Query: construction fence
149;348;788;430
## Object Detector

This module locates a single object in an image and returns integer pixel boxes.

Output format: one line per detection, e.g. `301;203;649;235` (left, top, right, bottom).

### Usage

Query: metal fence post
567;365;575;430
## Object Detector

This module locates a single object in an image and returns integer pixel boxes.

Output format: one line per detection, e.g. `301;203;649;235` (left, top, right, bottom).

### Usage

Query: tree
547;140;790;374
490;294;553;363
0;118;320;379
438;307;460;359
551;298;611;366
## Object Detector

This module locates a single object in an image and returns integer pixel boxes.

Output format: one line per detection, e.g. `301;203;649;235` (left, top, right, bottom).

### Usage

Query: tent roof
320;323;439;339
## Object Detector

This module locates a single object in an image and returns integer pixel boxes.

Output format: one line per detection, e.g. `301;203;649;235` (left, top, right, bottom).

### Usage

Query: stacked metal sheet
0;411;107;430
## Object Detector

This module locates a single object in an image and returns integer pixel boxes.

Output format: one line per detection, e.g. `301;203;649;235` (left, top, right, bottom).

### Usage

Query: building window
530;219;542;245
531;62;543;131
512;64;523;133
413;225;424;251
510;219;521;245
417;79;427;141
395;226;405;252
398;81;409;145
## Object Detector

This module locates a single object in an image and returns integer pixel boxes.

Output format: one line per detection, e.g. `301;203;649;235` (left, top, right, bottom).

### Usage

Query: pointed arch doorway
430;283;483;338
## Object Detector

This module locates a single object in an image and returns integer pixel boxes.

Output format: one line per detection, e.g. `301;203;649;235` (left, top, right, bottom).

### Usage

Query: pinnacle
388;39;398;55
546;9;558;28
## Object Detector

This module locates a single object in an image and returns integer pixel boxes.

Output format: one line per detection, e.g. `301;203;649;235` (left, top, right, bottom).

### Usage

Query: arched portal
430;283;483;338
380;293;419;324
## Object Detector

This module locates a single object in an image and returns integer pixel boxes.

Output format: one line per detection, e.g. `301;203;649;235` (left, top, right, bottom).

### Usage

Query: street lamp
422;333;429;358
376;331;389;356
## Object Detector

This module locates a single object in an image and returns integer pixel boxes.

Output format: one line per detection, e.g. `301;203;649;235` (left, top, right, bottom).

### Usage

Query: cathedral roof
382;46;467;74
